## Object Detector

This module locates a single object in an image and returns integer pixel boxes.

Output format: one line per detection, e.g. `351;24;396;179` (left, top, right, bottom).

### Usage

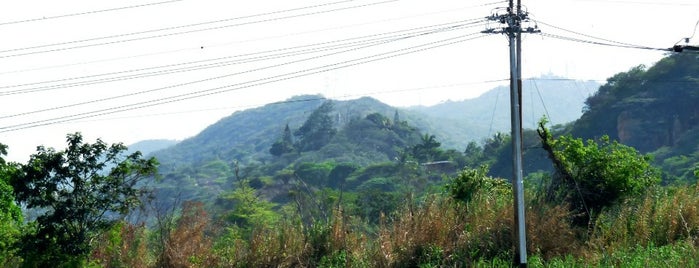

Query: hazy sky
1;0;698;162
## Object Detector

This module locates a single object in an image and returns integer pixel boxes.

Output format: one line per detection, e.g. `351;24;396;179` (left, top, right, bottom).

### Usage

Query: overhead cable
0;22;485;120
0;32;487;132
0;0;186;26
0;18;487;95
0;0;398;58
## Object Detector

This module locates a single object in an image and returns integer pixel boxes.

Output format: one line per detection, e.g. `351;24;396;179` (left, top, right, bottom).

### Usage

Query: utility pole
482;0;538;267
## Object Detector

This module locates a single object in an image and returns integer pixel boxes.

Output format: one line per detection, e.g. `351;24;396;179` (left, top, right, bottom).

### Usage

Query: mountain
152;95;435;171
150;75;599;171
409;75;599;148
563;53;699;181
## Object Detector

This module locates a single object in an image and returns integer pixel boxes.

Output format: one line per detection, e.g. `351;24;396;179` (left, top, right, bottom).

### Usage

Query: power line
0;18;487;95
0;3;496;76
0;21;486;120
564;0;698;6
0;0;398;59
0;32;488;132
65;79;510;124
537;32;670;52
0;22;484;119
0;0;186;26
536;20;653;49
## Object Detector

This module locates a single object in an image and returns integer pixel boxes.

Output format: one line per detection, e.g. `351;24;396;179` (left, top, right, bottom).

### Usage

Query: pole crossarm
481;8;540;36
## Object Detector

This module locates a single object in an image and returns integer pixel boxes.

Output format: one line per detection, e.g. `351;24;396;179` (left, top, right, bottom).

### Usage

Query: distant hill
150;76;600;171
409;75;599;148
152;95;433;172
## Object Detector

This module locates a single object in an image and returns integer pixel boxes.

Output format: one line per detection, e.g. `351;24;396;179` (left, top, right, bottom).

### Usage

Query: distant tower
393;110;400;124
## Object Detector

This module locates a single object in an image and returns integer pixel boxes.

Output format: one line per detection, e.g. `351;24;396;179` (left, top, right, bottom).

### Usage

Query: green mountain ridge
148;75;599;168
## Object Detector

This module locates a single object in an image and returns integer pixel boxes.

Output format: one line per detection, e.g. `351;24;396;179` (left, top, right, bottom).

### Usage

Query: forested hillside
567;53;699;182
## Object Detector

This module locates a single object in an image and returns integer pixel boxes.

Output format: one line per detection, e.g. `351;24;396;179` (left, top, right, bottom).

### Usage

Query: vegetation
7;133;158;266
0;53;698;266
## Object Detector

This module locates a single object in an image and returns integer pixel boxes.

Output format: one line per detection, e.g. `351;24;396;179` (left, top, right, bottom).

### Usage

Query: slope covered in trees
567;53;699;182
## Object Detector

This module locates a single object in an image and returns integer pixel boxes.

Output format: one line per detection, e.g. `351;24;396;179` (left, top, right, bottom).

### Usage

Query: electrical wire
0;3;498;76
676;18;699;44
0;0;186;26
68;78;509;124
0;18;487;95
531;79;552;124
0;20;487;120
0;32;488;132
564;0;698;6
536;20;650;49
0;0;398;59
537;32;670;52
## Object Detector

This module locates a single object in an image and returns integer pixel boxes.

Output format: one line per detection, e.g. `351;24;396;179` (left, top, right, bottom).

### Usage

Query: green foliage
0;143;22;265
355;177;400;221
10;133;159;265
538;120;660;224
295;100;337;152
575;53;699;153
270;124;295;156
294;162;335;186
445;165;510;204
220;180;279;234
412;134;443;163
327;163;358;189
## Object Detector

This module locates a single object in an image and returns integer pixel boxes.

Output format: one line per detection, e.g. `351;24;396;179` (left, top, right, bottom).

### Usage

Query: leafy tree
295;101;337;152
537;120;660;225
270;124;295;156
412;134;442;163
463;141;485;168
220;179;279;233
355;177;400;222
0;143;21;265
10;133;159;265
327;163;358;189
294;162;334;186
445;165;510;204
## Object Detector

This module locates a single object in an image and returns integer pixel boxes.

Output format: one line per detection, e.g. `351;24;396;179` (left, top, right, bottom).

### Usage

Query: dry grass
525;202;580;260
588;184;699;253
91;222;150;268
158;201;219;268
89;183;699;267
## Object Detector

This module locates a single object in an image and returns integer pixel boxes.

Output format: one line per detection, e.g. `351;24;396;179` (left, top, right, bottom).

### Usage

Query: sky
1;0;698;162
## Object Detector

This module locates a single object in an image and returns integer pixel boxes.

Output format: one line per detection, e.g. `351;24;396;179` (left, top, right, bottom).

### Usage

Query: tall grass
87;183;699;267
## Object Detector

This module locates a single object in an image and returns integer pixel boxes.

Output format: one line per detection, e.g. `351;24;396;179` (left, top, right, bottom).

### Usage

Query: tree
537;120;660;226
219;180;279;236
295;101;337;152
412;134;442;163
10;133;159;265
270;124;295;156
0;143;22;265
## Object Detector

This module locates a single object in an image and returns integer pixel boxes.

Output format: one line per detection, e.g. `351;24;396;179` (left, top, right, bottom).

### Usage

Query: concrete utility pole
482;0;538;267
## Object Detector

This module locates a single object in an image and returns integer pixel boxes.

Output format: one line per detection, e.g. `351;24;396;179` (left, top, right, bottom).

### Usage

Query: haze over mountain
407;75;599;148
145;74;599;162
